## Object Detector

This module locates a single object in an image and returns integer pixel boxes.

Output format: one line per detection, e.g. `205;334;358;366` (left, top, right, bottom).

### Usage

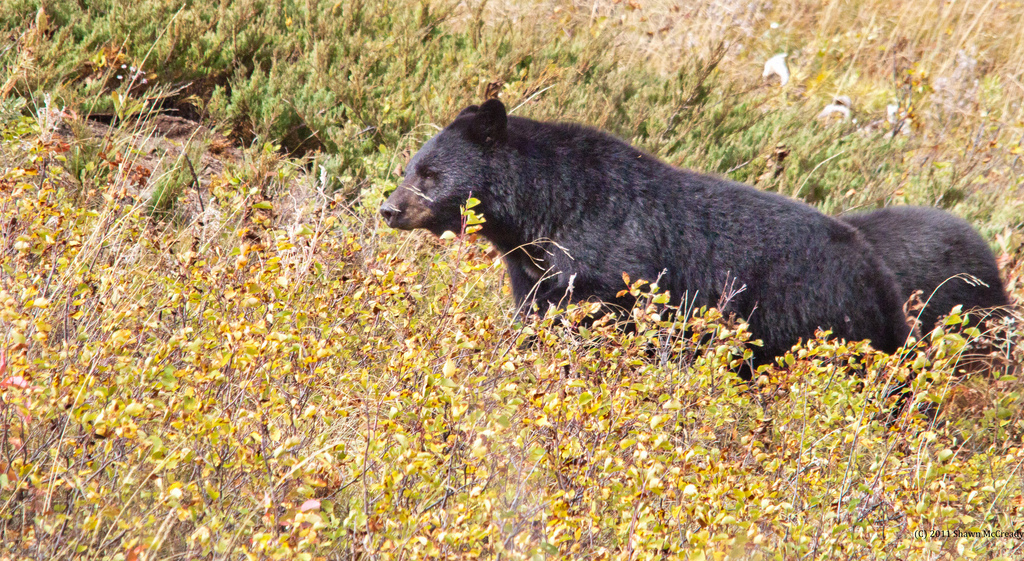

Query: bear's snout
380;187;435;231
379;202;402;227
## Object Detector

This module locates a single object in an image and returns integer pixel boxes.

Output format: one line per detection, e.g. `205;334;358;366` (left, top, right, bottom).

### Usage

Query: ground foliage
2;0;1024;560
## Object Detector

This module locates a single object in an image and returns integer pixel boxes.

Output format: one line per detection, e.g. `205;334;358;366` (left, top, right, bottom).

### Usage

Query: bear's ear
467;98;508;146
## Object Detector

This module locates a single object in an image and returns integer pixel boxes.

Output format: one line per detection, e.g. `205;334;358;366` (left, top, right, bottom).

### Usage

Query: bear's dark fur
381;99;910;369
841;206;1010;334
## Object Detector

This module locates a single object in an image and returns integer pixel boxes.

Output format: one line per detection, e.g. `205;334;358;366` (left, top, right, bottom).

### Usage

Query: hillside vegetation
1;0;1023;559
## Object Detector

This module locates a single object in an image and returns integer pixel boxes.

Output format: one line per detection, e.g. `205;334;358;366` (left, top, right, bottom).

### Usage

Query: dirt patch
125;114;239;191
55;113;243;223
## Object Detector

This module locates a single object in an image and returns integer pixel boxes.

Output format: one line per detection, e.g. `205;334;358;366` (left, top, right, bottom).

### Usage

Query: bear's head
380;99;508;237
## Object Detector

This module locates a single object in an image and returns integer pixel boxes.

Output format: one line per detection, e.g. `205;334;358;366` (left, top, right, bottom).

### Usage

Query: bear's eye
419;168;438;180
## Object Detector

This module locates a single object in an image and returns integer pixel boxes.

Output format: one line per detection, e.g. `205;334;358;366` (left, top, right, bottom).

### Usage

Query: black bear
381;99;910;370
841;206;1010;334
